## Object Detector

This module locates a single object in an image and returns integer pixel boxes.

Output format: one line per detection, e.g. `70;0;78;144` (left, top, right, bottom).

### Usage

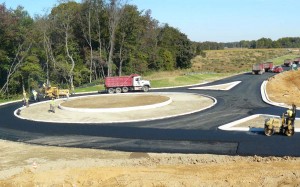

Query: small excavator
264;104;296;136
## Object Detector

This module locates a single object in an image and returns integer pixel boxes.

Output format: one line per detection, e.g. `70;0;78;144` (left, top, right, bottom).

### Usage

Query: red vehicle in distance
272;66;283;73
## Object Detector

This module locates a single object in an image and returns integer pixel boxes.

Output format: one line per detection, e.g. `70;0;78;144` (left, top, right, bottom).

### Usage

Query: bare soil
61;94;170;108
1;71;300;186
267;70;300;106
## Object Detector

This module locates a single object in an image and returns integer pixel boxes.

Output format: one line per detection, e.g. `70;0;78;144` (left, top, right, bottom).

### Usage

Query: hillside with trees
0;0;194;97
194;37;300;51
1;0;299;98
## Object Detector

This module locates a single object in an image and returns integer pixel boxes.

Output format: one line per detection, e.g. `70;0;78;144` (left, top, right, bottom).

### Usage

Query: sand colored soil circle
266;70;300;106
60;94;170;108
17;92;215;123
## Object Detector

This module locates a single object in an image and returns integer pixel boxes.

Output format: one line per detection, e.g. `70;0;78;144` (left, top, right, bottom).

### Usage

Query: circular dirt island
17;92;216;124
60;94;170;108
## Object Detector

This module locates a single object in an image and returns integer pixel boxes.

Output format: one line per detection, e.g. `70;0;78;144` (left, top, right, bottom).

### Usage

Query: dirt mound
267;70;300;106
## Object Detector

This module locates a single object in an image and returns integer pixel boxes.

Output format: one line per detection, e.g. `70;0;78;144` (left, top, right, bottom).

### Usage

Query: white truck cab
133;76;151;92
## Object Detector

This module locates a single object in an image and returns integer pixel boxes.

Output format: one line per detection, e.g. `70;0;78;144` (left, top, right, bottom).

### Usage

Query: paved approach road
0;72;300;156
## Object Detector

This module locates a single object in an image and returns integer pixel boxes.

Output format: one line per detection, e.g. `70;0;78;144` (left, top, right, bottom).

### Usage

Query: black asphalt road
1;71;300;156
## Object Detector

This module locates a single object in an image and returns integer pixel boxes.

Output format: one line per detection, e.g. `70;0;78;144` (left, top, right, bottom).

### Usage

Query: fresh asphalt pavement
0;71;300;156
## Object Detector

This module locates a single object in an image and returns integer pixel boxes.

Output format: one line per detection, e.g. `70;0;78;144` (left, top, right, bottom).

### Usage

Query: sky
1;0;299;42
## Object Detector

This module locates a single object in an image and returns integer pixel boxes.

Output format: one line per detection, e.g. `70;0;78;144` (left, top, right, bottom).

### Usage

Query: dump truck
294;57;300;65
252;64;265;74
283;59;293;67
252;62;273;75
104;74;151;94
43;85;70;99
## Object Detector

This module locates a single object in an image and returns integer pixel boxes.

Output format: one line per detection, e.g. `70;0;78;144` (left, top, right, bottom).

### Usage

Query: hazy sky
1;0;299;42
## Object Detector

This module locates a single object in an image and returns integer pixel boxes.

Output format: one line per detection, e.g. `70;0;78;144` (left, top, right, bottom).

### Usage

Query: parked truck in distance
283;59;293;67
252;62;274;75
294;57;300;65
104;74;151;94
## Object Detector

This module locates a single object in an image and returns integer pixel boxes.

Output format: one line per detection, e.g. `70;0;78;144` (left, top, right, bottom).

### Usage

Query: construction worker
50;98;56;113
32;89;38;101
71;85;75;95
66;92;69;101
25;97;29;108
284;104;296;126
23;91;27;101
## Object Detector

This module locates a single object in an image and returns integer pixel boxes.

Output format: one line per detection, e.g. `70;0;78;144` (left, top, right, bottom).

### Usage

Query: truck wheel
122;87;129;93
115;87;122;94
108;88;115;94
142;86;149;92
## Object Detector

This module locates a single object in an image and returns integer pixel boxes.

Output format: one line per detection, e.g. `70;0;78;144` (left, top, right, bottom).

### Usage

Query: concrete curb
0;100;22;106
218;114;300;132
14;92;218;124
218;79;300;132
261;81;290;108
189;81;241;91
13;97;68;118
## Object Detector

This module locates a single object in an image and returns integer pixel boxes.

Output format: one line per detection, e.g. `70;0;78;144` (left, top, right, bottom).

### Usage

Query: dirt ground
61;94;170;108
267;70;300;106
1;71;300;186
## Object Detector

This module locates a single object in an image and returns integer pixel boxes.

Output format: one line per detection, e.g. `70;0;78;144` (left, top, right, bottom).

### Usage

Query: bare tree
0;43;32;94
95;0;106;78
80;0;94;83
107;0;126;77
118;32;126;76
50;2;78;92
63;20;76;93
36;15;52;85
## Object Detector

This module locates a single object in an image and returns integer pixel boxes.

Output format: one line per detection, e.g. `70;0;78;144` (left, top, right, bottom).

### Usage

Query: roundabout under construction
15;92;216;124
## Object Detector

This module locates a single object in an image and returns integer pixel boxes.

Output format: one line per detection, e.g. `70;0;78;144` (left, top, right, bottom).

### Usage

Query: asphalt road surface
1;71;300;157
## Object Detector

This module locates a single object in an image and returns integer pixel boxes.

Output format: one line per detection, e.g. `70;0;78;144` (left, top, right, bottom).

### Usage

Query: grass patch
0;96;22;104
266;54;300;65
147;72;232;88
75;85;104;93
192;48;300;73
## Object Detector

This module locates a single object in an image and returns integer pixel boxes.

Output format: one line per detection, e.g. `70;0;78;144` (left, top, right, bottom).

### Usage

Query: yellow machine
264;114;295;136
43;86;70;99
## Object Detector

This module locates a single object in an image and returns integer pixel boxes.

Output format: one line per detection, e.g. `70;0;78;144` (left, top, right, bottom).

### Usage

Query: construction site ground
1;70;300;186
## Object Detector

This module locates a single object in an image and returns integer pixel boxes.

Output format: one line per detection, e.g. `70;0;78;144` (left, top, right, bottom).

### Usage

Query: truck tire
108;88;115;94
122;87;129;93
142;86;149;92
115;87;122;94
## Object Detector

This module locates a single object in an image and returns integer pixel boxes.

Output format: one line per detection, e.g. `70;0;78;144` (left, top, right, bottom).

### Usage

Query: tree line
195;37;300;51
0;0;194;96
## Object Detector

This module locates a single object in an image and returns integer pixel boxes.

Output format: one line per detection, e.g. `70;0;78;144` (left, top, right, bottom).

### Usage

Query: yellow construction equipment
264;105;296;136
43;84;70;99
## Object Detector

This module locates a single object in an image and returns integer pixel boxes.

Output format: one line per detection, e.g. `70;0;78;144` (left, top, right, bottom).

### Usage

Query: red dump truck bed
104;74;138;88
263;62;273;71
252;62;273;75
252;64;264;71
